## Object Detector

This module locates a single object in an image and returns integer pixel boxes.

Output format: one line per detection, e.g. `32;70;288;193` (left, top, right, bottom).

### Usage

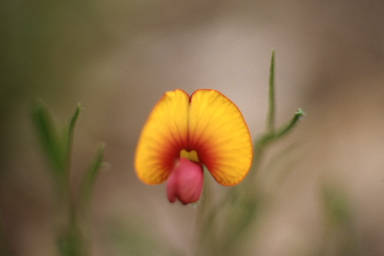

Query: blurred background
1;0;384;255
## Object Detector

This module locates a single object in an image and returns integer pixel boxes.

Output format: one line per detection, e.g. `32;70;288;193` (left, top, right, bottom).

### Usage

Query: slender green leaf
78;143;105;213
32;100;66;178
266;49;275;133
258;108;304;147
67;104;81;159
63;104;81;183
273;108;304;138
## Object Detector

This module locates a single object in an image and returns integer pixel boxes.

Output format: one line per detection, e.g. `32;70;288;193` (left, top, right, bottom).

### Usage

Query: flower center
180;149;199;162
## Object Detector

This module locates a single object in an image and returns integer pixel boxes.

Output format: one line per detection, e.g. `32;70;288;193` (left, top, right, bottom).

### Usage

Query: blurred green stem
32;102;104;256
196;50;304;255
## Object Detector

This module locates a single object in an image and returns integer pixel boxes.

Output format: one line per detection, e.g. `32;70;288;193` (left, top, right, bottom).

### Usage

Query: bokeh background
1;0;384;255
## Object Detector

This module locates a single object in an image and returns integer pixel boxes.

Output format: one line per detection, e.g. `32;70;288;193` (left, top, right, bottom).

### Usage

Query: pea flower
134;89;253;204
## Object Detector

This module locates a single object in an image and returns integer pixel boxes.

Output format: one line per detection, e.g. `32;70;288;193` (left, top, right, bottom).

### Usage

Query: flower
134;89;253;204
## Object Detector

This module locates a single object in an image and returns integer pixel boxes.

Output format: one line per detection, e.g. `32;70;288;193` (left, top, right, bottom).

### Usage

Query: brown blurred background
1;0;384;255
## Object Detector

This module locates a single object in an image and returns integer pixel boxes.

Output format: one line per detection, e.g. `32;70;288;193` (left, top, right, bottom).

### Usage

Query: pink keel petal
166;158;203;204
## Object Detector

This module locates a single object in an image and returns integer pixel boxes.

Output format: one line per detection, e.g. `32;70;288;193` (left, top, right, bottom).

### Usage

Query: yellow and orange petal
134;89;189;184
134;89;253;186
188;90;253;185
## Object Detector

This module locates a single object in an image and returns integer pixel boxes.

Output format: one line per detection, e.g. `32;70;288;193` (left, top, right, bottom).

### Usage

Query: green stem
266;49;275;133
